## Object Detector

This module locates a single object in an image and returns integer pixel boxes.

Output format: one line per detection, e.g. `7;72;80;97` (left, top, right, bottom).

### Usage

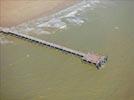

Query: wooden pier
0;28;108;69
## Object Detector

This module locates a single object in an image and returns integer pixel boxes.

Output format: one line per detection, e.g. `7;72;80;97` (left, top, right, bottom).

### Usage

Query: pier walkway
0;28;108;69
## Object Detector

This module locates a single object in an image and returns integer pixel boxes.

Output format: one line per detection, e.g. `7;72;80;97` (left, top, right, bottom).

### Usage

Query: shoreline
0;0;78;27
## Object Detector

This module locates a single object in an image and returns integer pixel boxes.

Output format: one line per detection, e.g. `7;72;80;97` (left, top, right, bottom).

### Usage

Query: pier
0;28;108;69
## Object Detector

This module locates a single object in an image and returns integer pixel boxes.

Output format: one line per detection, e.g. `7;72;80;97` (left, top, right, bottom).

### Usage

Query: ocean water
0;0;134;100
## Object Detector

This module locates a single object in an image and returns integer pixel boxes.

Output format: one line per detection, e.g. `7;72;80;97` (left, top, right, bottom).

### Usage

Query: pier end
82;53;108;69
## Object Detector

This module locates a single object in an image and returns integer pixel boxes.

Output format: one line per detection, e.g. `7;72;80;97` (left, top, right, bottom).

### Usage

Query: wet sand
0;0;77;27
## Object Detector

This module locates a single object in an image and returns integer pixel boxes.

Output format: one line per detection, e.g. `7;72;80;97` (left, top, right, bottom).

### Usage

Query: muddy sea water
0;0;134;100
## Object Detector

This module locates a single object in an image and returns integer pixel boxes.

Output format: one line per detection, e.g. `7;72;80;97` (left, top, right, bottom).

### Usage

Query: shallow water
0;0;134;100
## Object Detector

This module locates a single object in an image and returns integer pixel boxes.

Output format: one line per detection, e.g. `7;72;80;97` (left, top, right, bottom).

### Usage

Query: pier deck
0;28;108;69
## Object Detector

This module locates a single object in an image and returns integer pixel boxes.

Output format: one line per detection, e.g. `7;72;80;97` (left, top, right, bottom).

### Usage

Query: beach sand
0;0;77;27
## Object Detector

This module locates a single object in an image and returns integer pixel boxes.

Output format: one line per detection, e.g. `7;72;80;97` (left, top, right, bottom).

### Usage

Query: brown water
0;0;134;100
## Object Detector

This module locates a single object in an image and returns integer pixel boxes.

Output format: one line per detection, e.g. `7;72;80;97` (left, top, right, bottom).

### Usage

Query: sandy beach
0;0;77;27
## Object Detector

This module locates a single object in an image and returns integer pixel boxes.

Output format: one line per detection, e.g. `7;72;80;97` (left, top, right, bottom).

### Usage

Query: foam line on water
1;0;101;35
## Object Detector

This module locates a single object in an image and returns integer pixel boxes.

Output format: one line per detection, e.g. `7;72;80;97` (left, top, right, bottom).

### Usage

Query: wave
3;0;100;35
0;35;13;44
